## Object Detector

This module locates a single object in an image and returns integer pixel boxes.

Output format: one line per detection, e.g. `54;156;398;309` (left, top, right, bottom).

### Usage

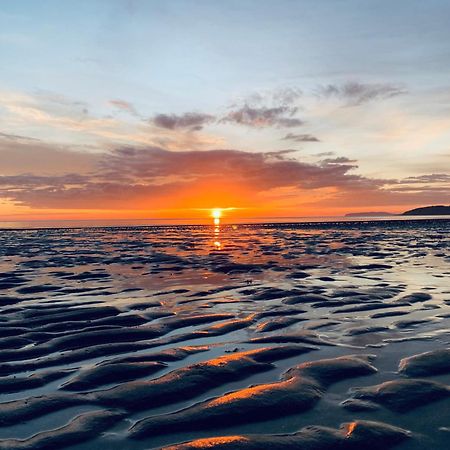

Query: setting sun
211;209;222;219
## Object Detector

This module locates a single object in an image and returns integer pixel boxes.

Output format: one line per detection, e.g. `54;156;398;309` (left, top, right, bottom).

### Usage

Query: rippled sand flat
0;220;449;449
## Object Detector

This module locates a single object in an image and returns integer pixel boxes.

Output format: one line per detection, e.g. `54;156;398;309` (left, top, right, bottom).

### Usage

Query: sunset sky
1;0;449;221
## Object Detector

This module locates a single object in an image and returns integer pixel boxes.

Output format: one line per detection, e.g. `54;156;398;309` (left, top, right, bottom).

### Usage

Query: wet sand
0;219;449;449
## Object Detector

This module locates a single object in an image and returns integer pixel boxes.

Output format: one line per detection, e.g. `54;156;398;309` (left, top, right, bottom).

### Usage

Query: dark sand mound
346;326;389;335
0;313;234;364
255;316;301;332
349;378;450;412
0;369;76;394
397;292;432;303
129;354;377;439
60;361;167;391
398;348;450;377
340;398;380;411
0;346;314;426
102;345;209;365
246;331;334;346
93;346;315;410
0;409;124;450
162;420;411;449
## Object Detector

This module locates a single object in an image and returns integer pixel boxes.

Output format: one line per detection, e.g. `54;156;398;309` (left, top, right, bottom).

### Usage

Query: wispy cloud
0;90;223;150
221;105;303;128
316;81;406;105
0;131;40;142
399;173;450;184
282;133;320;142
109;99;139;116
222;87;304;128
320;157;357;165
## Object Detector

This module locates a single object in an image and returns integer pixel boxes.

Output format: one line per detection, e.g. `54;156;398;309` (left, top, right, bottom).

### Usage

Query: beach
0;218;449;449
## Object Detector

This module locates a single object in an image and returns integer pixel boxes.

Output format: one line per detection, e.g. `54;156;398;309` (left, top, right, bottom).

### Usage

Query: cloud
109;99;139;116
99;147;378;191
221;105;303;128
282;133;320;142
399;173;450;184
223;86;304;129
313;185;450;210
32;90;90;117
0;144;447;214
235;87;302;108
0;131;40;142
317;81;406;105
0;137;101;176
0;90;223;150
316;151;335;157
320;157;357;165
0;146;384;210
272;87;303;105
151;112;215;131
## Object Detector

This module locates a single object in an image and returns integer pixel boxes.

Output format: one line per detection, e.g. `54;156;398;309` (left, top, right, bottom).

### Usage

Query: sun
211;208;222;219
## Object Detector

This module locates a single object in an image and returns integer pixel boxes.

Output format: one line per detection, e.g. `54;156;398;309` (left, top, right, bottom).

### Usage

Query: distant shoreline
345;212;396;217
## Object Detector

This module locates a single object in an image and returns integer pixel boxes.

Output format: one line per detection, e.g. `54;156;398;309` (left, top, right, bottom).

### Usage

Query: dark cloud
317;81;406;105
151;112;215;131
282;133;320;142
221;105;303;128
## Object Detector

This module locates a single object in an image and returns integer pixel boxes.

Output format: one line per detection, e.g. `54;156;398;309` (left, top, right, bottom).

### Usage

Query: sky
0;0;449;221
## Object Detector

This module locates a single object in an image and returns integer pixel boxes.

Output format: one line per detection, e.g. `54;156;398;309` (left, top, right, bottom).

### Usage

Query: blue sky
0;0;449;218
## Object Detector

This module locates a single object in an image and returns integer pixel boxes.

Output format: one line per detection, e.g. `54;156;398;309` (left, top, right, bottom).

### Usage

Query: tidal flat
0;219;449;449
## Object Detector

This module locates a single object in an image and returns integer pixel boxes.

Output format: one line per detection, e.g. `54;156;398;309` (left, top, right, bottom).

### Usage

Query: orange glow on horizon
0;198;426;223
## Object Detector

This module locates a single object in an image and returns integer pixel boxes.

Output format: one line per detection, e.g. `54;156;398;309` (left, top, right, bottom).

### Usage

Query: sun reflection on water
211;209;222;250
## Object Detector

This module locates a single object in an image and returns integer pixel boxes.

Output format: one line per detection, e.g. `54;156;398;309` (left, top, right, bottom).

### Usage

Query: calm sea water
0;215;449;229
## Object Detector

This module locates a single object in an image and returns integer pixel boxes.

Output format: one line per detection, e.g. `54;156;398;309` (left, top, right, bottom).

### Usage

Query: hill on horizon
402;205;450;216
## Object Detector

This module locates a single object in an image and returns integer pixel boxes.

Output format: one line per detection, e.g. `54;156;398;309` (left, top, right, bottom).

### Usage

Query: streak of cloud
317;81;406;105
282;133;320;142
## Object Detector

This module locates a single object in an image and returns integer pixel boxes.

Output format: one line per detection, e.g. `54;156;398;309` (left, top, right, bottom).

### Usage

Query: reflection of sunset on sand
0;220;449;449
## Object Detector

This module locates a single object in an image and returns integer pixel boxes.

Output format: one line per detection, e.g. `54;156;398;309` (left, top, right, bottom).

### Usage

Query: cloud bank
0;144;446;213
